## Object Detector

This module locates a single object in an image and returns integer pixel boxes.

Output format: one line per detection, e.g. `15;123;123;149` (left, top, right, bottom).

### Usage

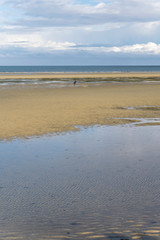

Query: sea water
0;65;160;73
0;124;160;239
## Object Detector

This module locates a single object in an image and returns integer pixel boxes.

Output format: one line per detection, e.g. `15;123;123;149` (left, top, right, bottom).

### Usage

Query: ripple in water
0;124;160;239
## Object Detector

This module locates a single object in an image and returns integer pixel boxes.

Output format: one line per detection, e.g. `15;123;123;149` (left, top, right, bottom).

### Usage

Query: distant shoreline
1;72;160;79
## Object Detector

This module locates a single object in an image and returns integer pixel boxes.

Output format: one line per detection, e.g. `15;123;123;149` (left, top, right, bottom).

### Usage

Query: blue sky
1;0;160;65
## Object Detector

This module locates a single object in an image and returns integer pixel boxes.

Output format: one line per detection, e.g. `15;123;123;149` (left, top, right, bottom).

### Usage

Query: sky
1;0;160;65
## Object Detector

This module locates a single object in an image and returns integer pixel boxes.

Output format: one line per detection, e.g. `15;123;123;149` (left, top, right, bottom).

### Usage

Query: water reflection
0;125;160;239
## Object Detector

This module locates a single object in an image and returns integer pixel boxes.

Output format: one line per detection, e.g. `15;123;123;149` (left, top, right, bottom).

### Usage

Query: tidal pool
0;124;160;240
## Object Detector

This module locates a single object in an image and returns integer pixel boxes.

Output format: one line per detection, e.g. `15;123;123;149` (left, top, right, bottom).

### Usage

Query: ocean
0;65;160;73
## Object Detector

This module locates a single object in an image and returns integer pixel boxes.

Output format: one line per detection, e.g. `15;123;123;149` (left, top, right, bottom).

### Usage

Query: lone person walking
73;80;77;86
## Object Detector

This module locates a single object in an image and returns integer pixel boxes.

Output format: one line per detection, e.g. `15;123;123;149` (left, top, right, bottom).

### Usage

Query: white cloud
1;0;160;48
80;42;160;55
0;33;76;51
2;0;160;28
116;42;160;54
0;34;160;55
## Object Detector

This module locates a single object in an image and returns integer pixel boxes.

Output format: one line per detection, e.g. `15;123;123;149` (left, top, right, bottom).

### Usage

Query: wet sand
1;80;160;140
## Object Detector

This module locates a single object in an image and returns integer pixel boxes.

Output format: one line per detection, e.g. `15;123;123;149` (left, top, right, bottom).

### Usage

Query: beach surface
1;73;160;239
1;71;160;79
1;73;160;140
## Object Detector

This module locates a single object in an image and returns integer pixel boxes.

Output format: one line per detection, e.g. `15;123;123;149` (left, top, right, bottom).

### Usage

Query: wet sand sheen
1;125;160;239
1;82;160;140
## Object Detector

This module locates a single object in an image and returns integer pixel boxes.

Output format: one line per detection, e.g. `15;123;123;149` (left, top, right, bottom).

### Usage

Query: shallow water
0;78;74;87
0;124;160;239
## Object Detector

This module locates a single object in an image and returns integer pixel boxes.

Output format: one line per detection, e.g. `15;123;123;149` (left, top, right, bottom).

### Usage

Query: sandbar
1;71;160;79
1;78;160;140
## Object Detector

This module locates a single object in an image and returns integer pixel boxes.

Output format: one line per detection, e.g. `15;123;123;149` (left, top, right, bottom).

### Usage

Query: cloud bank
85;42;160;55
2;0;160;28
0;33;159;55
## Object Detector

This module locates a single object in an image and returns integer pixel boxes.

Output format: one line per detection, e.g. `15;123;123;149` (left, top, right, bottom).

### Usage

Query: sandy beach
1;71;160;79
1;72;160;240
1;73;160;140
